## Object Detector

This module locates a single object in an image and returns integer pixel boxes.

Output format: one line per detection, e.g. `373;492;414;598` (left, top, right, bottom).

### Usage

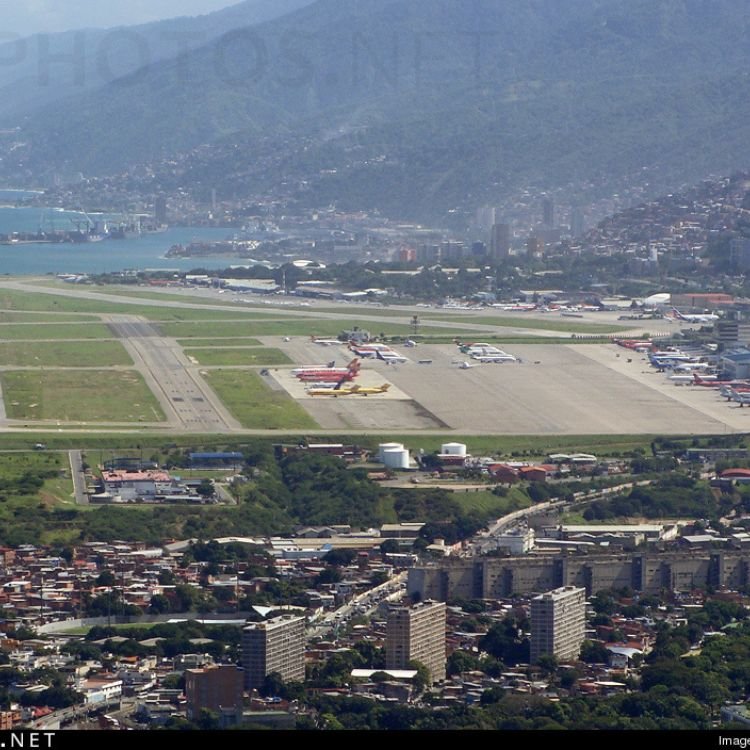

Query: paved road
68;449;88;505
104;315;241;433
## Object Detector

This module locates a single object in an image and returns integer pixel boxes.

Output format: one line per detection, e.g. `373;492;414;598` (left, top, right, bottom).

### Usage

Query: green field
184;347;292;366
162;319;484;339
1;370;166;422
0;288;297;321
0;311;99;322
423;313;628;334
0;340;132;367
177;338;262;347
204;370;318;429
0;322;114;340
450;487;532;516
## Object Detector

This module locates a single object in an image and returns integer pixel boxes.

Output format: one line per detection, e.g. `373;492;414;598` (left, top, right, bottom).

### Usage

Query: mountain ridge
6;0;750;221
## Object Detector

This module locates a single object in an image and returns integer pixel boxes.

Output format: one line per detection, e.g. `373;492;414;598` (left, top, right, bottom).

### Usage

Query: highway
468;479;656;555
104;315;241;433
307;571;407;640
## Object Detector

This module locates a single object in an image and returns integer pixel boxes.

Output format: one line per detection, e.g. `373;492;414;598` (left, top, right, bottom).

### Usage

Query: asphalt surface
104;314;240;433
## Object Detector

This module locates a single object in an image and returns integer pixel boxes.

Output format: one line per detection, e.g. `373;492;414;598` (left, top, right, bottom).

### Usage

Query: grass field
177;338;262;347
451;487;532;516
162;319;485;339
423;313;629;334
0;311;99;322
0;323;114;341
0;340;132;367
1;370;166;422
184;347;292;366
204;370;318;429
0;288;301;321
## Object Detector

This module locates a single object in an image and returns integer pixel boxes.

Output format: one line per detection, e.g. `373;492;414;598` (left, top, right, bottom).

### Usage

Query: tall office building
386;600;446;683
242;615;306;690
154;196;168;225
185;664;244;725
530;586;586;663
542;197;555;228
490;223;511;260
570;207;585;238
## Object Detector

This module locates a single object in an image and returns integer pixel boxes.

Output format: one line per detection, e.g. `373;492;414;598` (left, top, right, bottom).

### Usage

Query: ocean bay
0;205;239;274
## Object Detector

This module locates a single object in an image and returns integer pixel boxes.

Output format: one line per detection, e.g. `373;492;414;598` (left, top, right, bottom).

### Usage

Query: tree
536;654;559;675
196;479;214;499
149;594;172;614
96;570;116;587
260;671;286;698
409;660;431;692
447;650;480;676
580;640;611;664
323;549;357;566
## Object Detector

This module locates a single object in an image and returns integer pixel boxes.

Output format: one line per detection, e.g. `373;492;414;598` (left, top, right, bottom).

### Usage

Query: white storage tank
382;448;410;470
441;442;467;457
378;442;404;462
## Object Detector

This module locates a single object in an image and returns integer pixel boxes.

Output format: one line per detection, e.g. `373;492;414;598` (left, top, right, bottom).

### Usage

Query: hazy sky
0;1;240;36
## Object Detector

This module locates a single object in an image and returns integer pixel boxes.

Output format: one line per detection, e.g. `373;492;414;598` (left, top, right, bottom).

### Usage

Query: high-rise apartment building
530;586;586;663
386;600;446;683
242;615;306;690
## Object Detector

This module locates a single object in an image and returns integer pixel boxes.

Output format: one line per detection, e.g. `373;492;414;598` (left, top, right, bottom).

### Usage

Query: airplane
471;354;517;363
458;361;477;369
732;391;750;407
310;336;342;346
307;382;391;397
671;307;719;324
668;374;696;384
292;358;360;376
349;343;392;358
296;367;359;382
376;349;408;364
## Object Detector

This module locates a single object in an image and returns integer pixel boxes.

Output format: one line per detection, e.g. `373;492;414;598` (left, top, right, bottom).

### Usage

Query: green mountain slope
8;0;750;220
0;0;313;120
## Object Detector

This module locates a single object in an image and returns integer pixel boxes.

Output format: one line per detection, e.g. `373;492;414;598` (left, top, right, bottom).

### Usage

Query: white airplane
311;336;342;346
671;307;719;324
458;361;477;369
471;354;517;363
376;350;408;364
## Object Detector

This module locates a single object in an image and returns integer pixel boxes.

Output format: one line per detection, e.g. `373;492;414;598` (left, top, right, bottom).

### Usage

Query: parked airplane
671;307;719;324
376;350;408;364
732;391;750;406
296;360;360;383
310;336;342;346
668;374;697;384
471;354;517;363
292;358;360;376
307;382;391;397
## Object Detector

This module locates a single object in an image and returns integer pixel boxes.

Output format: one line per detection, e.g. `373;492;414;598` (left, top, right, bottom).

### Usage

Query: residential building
185;664;244;725
242;615;305;690
386;600;446;683
530;586;586;663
